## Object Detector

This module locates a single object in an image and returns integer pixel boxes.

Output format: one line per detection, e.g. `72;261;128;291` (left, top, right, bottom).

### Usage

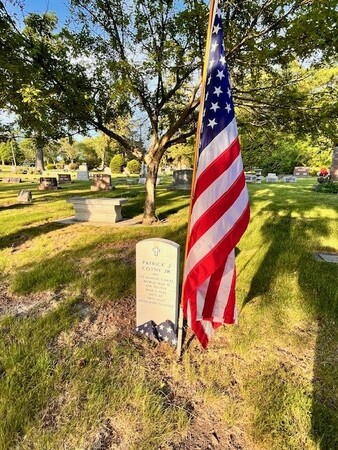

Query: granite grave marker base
67;197;128;223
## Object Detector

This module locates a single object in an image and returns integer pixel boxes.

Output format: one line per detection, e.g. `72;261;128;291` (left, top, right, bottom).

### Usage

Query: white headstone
136;238;180;328
77;163;89;181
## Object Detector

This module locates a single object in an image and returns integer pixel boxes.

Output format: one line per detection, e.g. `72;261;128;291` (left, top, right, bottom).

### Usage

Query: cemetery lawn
0;177;337;450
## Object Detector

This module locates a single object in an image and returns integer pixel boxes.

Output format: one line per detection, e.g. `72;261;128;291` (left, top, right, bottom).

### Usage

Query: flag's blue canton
135;320;159;343
135;320;178;346
156;320;177;347
200;8;234;154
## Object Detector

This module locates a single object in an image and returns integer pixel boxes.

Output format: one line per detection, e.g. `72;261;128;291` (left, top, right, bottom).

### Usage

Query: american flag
181;1;250;349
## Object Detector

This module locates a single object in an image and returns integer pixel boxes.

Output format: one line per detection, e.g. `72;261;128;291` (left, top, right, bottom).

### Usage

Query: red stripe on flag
183;204;250;301
223;267;237;323
192;138;240;205
202;260;226;318
188;173;246;252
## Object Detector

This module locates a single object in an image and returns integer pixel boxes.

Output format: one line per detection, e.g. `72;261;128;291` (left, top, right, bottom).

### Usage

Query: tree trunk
36;145;44;171
143;159;160;224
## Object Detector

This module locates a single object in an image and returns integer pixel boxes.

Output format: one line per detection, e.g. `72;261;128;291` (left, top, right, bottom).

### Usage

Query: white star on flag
227;87;231;97
210;102;220;112
219;55;226;64
213;23;221;34
211;42;218;52
216;69;225;80
213;86;222;96
207;118;217;128
225;103;231;113
209;58;215;69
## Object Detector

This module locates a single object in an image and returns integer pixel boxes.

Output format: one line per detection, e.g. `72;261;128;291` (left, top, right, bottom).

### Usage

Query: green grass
0;176;337;449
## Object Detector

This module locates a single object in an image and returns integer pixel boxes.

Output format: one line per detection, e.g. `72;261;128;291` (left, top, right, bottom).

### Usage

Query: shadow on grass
9;222;188;300
0;222;71;251
243;198;338;448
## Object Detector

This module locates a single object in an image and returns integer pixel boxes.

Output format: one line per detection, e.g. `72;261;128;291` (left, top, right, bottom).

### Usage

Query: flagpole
176;0;219;359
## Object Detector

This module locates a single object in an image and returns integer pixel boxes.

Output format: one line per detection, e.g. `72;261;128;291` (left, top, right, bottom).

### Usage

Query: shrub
110;154;124;173
127;159;140;174
314;182;338;194
68;162;79;170
46;163;56;170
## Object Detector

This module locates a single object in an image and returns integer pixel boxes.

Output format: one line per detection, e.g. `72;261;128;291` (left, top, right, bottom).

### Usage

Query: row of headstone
2;177;22;183
245;173;297;183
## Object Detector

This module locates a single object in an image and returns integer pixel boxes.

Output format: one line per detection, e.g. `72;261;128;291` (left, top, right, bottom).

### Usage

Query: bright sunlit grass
0;176;337;449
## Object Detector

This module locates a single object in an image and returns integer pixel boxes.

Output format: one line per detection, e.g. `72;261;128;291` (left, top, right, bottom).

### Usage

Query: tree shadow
0;203;32;212
242;196;337;448
0;222;71;251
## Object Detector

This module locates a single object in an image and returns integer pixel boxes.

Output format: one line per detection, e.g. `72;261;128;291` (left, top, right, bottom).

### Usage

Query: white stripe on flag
190;154;244;230
196;118;238;176
210;249;235;321
185;186;249;276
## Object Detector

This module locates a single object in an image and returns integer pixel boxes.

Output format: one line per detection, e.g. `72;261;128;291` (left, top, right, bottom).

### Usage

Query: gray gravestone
293;166;310;177
136;238;180;328
91;174;112;191
38;177;58;190
77;163;89;181
173;169;193;190
17;190;32;203
58;173;72;184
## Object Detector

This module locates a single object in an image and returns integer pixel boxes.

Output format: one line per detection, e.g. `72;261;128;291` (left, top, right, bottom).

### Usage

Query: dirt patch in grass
56;295;136;348
0;282;58;317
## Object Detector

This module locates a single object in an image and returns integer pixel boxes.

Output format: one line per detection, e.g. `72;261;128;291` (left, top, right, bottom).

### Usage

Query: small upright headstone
17;190;32;203
91;174;113;191
283;175;297;183
173;169;193;190
136;238;180;329
58;173;72;184
38;177;58;190
2;177;22;183
293;167;310;177
254;168;263;183
245;174;257;183
77;163;89;181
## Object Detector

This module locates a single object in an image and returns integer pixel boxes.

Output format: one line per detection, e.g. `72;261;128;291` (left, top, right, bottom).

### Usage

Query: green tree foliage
75;140;100;170
59;138;80;164
0;141;11;164
0;0;337;220
110;154;124;174
165;138;195;169
127;159;140;174
19;138;36;163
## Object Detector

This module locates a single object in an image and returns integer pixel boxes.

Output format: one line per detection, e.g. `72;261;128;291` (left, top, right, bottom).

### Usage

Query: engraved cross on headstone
152;246;160;257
